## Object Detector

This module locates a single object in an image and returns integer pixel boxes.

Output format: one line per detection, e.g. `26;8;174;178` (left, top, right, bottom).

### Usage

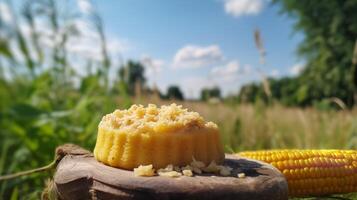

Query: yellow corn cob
238;149;357;197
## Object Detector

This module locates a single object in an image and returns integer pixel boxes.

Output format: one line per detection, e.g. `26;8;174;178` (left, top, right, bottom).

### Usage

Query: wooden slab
53;144;288;200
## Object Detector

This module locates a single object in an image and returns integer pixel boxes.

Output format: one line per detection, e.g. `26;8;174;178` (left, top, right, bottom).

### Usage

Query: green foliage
200;87;221;101
0;0;132;198
166;85;184;100
238;82;266;103
119;60;146;96
283;0;357;106
239;0;357;107
0;39;13;60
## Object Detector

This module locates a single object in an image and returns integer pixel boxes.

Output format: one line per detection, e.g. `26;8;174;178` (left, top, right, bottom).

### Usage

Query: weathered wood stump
53;144;288;200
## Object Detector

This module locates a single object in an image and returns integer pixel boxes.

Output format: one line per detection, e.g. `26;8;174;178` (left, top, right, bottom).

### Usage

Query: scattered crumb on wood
133;159;241;178
238;173;246;178
134;165;155;177
182;169;193;177
158;171;182;178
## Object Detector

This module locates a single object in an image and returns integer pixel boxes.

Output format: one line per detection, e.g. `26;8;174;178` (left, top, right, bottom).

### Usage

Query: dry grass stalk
254;29;272;101
352;39;357;65
254;29;266;65
326;97;346;110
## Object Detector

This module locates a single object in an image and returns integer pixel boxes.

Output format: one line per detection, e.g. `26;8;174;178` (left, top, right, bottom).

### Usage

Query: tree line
238;0;357;108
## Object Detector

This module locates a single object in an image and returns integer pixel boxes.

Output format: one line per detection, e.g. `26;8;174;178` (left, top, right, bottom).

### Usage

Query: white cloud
242;64;252;74
77;0;93;14
64;19;130;77
7;15;129;76
141;55;164;74
1;0;130;82
270;69;280;77
224;0;264;17
177;67;258;99
0;2;13;24
65;19;128;63
211;60;239;75
140;55;165;88
290;63;304;76
178;76;215;99
65;19;100;60
14;2;128;68
163;61;259;99
173;45;223;68
9;22;39;64
167;61;255;98
210;60;251;82
107;36;129;56
211;60;240;82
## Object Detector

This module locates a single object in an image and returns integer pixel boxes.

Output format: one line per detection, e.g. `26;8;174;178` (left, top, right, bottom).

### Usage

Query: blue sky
92;0;304;98
2;0;305;98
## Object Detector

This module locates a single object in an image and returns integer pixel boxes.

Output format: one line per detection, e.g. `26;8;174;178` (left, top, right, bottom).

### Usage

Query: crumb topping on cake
100;103;218;134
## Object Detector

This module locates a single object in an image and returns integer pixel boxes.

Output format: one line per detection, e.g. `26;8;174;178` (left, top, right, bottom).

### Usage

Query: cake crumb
182;169;193;177
157;164;183;178
158;171;182;178
238;173;246;178
157;164;174;173
134;165;155;177
134;158;236;178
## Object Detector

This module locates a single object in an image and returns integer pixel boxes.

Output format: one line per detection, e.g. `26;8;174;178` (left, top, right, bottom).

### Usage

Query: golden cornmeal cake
94;104;225;170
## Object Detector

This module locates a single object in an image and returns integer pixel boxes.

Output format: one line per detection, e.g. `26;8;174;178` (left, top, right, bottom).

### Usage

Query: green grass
141;99;357;151
1;95;357;199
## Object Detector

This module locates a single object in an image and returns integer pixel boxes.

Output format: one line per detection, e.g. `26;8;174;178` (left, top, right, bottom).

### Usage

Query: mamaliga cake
94;104;225;170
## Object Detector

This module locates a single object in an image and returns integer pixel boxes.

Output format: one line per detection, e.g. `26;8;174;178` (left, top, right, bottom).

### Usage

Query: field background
1;0;357;199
